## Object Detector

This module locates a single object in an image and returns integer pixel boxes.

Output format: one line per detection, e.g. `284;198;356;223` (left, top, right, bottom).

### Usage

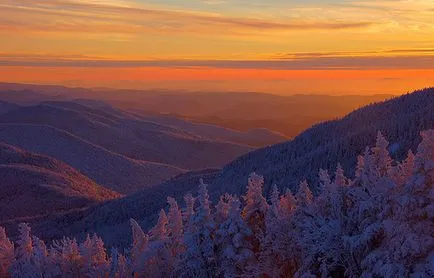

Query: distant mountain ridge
0;82;393;137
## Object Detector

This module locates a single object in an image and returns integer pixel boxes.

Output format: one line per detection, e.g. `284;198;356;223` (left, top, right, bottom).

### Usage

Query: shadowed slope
0;124;184;194
20;169;220;247
0;143;120;223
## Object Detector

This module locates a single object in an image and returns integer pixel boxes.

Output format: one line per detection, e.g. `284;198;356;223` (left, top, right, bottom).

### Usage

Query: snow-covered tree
108;248;128;278
51;237;82;277
10;223;36;277
178;179;216;277
334;163;348;187
0;227;14;277
361;130;434;277
182;193;196;233
167;197;184;260
319;168;332;193
129;218;148;276
295;180;313;208
373;131;393;176
2;129;433;278
215;194;232;224
150;209;168;242
393;149;416;188
215;197;253;277
242;173;268;253
268;184;280;220
278;188;297;218
79;234;109;277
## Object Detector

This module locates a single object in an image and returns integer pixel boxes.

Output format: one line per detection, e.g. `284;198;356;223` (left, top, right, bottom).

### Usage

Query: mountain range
0;82;392;137
7;87;431;248
0;99;285;194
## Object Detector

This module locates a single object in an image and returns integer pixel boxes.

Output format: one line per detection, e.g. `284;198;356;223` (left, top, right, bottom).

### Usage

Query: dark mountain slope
0;124;184;194
210;88;434;197
24;169;220;247
0;143;120;223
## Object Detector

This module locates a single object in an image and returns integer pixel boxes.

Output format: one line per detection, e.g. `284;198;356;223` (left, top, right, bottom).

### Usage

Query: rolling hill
0;101;254;170
20;88;433;248
0;124;185;194
0;143;120;223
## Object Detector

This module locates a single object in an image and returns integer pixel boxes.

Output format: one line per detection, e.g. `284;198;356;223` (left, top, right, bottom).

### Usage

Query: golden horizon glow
1;0;433;95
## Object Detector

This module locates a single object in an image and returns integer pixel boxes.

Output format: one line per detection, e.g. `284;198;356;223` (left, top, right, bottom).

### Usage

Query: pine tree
319;169;332;192
334;164;347;187
215;194;232;224
147;207;174;277
295;180;313;208
362;130;434;277
167;197;184;260
242;173;268;254
178;179;216;277
129;218;149;275
0;227;14;277
215;197;253;277
10;223;36;278
269;184;280;220
182;193;196;233
278;188;297;218
32;236;49;277
79;234;109;277
51;237;82;277
150;209;168;242
373;131;393;177
109;248;129;278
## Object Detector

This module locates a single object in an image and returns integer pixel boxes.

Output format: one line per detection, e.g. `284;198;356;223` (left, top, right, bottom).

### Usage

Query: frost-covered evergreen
79;234;109;277
215;196;253;277
1;130;432;277
177;179;217;277
0;227;14;277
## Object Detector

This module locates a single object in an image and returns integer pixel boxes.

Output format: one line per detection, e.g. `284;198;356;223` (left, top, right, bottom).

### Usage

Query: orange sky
0;0;433;95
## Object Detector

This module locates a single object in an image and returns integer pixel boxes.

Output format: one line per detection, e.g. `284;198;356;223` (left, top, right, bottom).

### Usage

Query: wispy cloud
0;0;377;36
1;52;433;70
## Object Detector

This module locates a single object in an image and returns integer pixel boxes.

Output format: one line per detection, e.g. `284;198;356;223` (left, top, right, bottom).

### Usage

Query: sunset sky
1;0;433;95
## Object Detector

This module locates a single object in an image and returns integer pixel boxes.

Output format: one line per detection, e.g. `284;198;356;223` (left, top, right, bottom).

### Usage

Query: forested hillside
211;88;434;197
1;130;432;277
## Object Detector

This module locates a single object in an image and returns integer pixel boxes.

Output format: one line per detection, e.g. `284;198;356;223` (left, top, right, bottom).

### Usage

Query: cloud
0;0;376;36
1;53;433;70
273;49;434;59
